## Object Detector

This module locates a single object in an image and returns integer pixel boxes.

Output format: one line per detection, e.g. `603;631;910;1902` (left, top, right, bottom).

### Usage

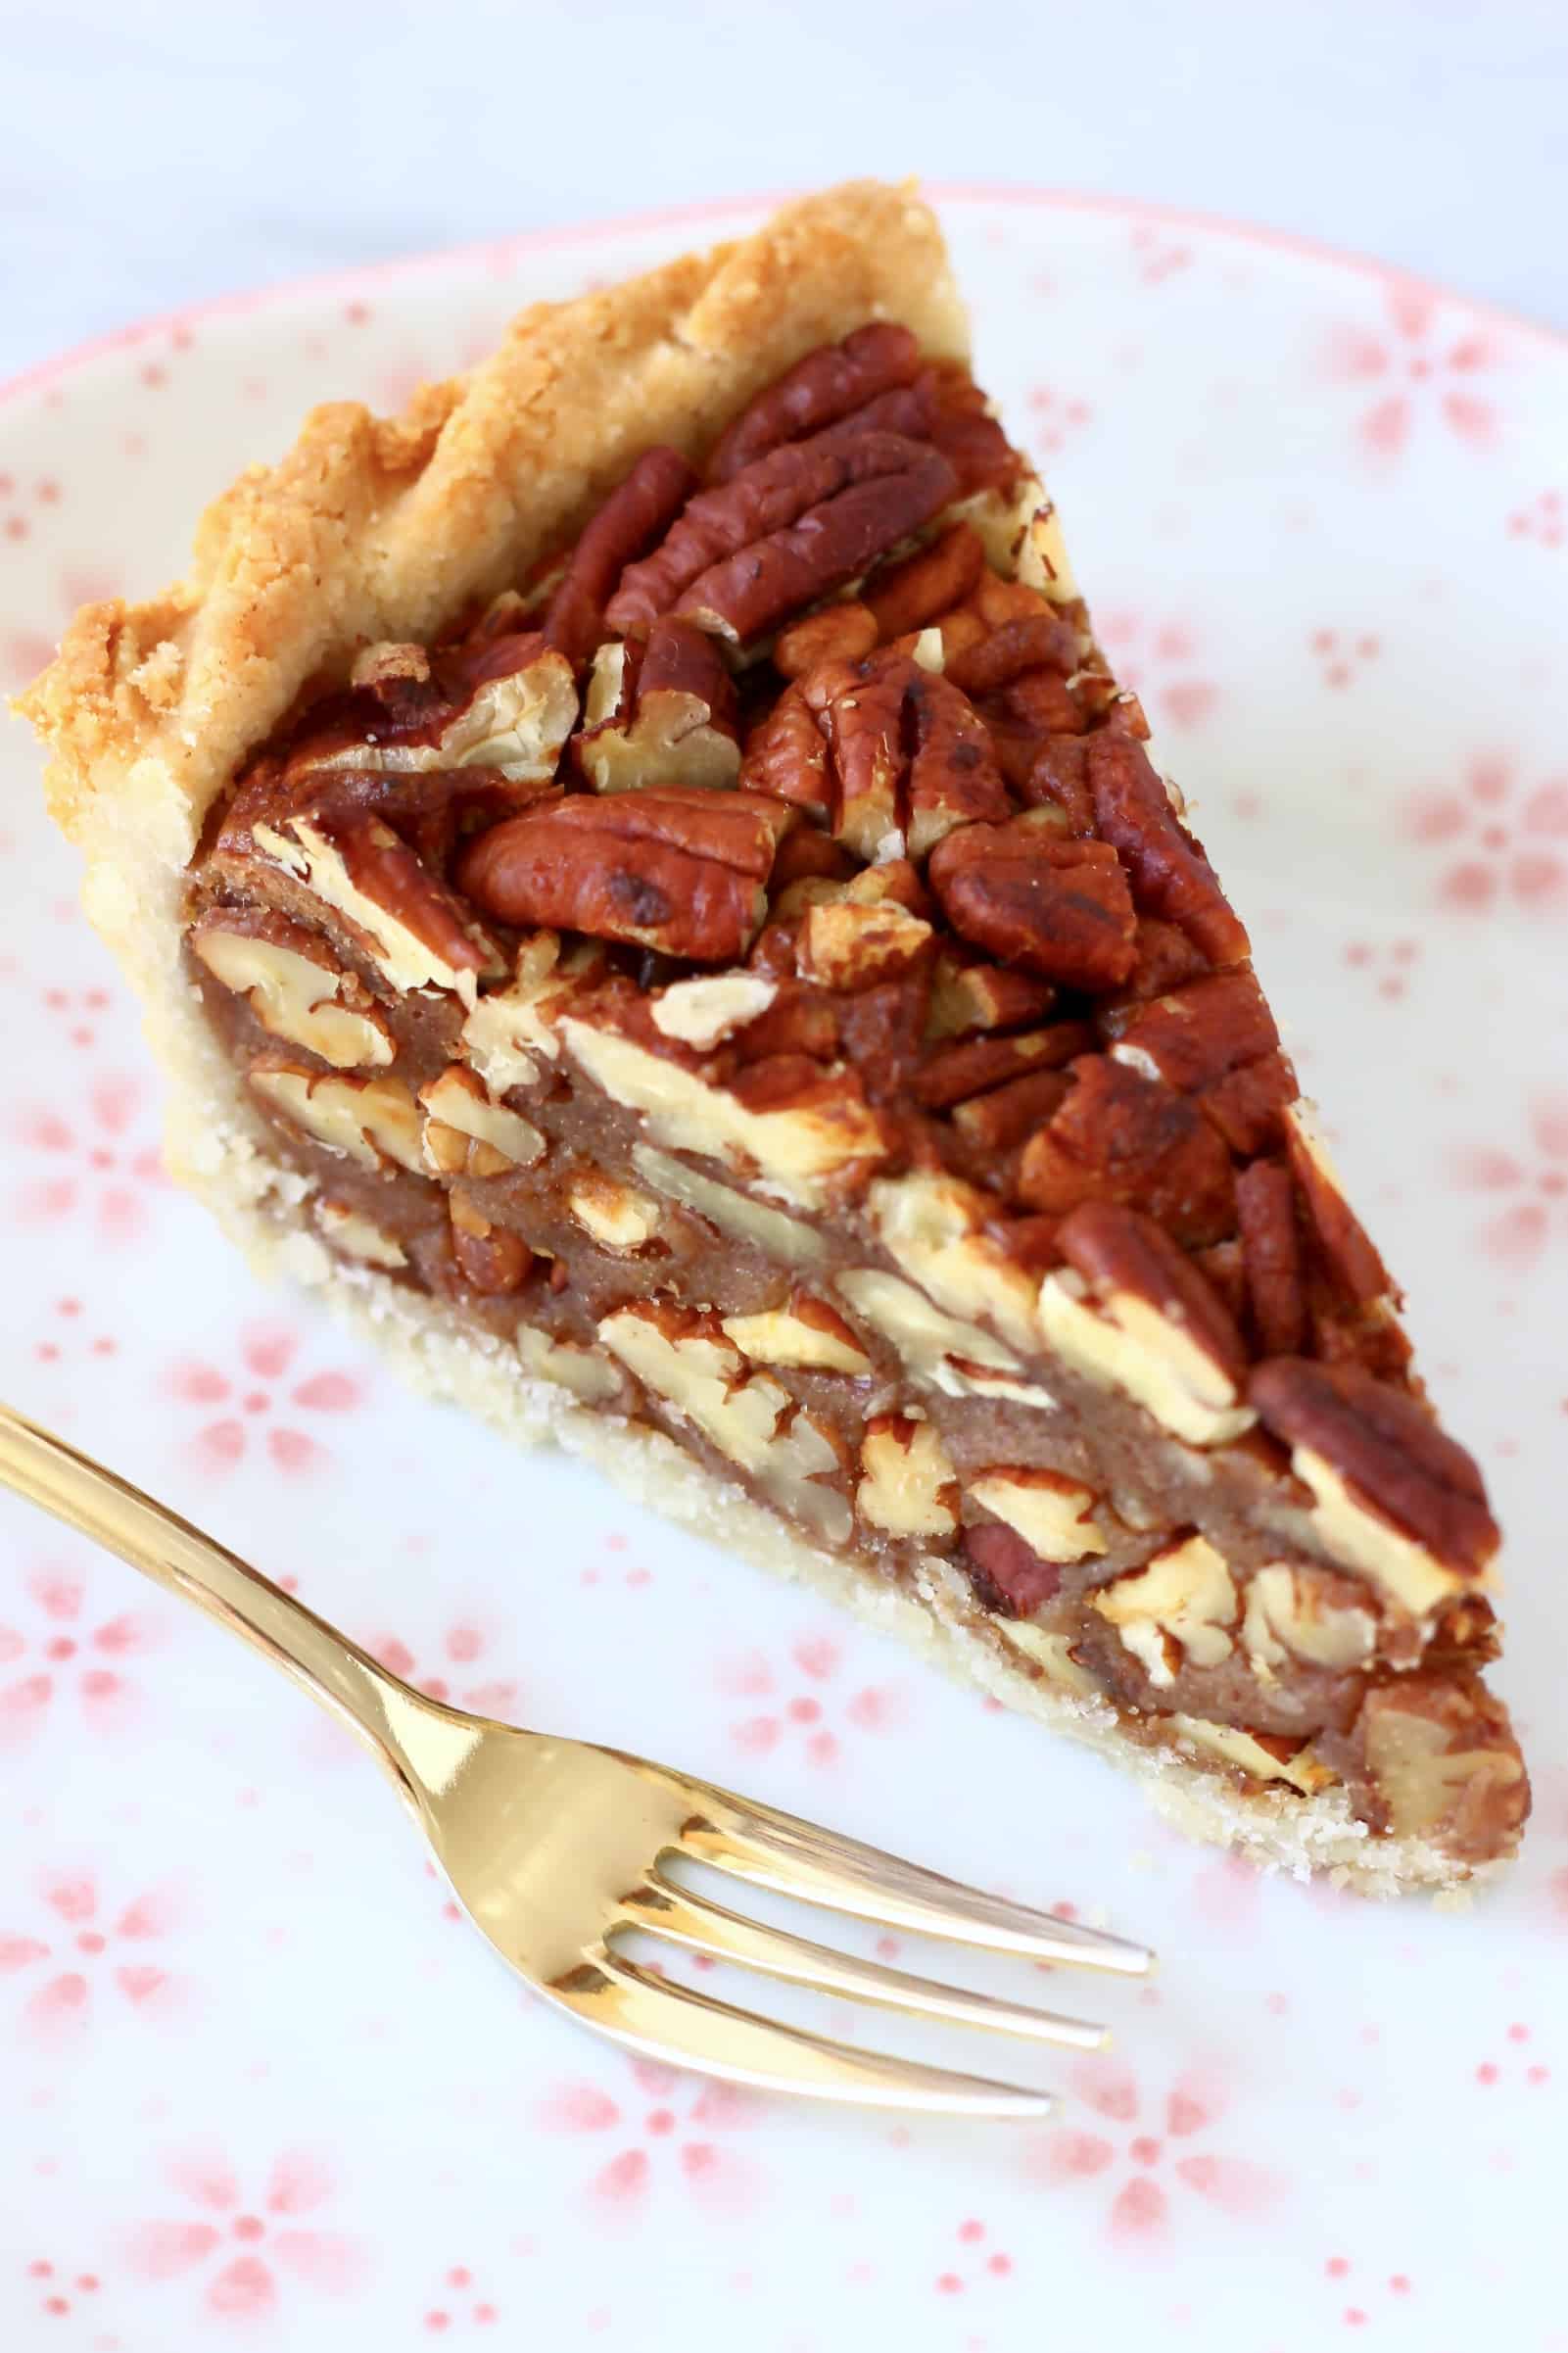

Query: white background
4;0;1565;377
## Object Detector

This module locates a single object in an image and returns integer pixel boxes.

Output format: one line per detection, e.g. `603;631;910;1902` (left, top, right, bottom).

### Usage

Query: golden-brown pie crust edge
14;179;967;865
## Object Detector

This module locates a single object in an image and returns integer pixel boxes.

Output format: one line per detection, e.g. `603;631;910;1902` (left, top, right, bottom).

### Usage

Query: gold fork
0;1401;1152;2116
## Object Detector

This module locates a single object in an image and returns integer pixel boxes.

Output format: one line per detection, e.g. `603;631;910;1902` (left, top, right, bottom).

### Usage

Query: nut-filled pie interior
19;182;1528;1891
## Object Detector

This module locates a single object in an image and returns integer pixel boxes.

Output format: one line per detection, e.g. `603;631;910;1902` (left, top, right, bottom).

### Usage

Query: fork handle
0;1401;465;1801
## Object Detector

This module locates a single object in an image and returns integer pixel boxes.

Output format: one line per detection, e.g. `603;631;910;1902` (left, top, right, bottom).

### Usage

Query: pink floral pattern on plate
1400;751;1568;914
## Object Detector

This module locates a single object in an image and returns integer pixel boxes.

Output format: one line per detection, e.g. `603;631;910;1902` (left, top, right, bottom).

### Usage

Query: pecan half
705;322;924;484
609;428;938;636
753;650;1010;860
1016;1054;1237;1246
1109;970;1278;1092
573;619;739;794
927;817;1138;988
1249;1358;1497;1580
456;789;791;963
773;600;879;680
1087;734;1249;966
675;443;958;646
252;802;506;1003
863;522;986;639
738;680;832;822
944;613;1080;697
1284;1102;1392;1305
1234;1156;1307;1356
543;446;697;663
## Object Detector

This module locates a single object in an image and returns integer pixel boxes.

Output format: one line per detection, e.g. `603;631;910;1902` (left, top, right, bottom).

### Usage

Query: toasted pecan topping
927;819;1138;988
456;788;791;962
705;321;924;483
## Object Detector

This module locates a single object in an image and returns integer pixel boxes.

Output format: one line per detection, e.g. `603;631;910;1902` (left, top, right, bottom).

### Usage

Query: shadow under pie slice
17;179;1529;1893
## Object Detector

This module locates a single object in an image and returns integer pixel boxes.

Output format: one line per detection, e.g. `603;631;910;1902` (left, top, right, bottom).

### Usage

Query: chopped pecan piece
802;651;906;854
920;361;1023;495
773;600;879;680
1354;1676;1528;1861
1017;737;1097;835
944;614;1080;696
253;803;505;1004
857;1414;959;1539
608;427;954;641
739;680;832;821
1109;968;1297;1153
1200;1052;1298;1155
912;1022;1086;1110
574;620;740;793
190;916;393;1071
1100;919;1213;1013
544;446;697;663
1250;1359;1497;1581
449;1191;534;1294
925;952;1060;1040
1016;1054;1237;1246
675;443;958;646
1110;970;1278;1093
1087;734;1249;966
249;1060;425;1176
1235;1156;1307;1356
705;322;923;483
963;1521;1063;1618
797;899;933;990
863;522;986;639
927;817;1138;989
903;664;1013;857
953;1067;1074;1154
456;789;791;962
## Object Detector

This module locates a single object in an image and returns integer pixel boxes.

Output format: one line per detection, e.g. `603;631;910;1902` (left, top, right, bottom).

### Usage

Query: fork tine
622;1870;1108;2050
546;1950;1058;2117
677;1784;1153;1976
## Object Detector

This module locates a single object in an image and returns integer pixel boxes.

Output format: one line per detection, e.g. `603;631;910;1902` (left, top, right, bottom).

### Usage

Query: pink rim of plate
2;181;1564;418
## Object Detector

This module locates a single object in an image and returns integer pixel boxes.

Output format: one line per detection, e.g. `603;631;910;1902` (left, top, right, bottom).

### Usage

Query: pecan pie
18;182;1528;1891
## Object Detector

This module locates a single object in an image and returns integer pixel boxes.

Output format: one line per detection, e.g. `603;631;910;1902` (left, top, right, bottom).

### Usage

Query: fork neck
0;1404;474;1805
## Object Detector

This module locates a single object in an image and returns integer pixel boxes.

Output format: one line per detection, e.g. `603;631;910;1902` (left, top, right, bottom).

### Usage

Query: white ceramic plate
1;191;1565;2353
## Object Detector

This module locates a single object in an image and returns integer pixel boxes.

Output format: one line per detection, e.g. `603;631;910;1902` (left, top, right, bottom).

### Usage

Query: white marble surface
6;0;1565;378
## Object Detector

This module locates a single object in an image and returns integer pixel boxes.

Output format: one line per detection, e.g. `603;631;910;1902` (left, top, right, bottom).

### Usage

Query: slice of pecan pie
18;182;1528;1890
